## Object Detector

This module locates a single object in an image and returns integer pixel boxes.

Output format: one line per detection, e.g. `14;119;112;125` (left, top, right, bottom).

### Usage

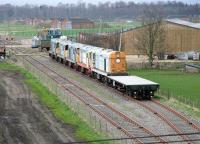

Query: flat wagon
108;76;159;99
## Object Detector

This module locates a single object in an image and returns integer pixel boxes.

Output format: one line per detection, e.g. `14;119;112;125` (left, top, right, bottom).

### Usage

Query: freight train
49;36;159;100
32;28;62;51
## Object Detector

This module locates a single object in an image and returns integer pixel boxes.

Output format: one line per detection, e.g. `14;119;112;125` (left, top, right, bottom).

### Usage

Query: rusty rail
62;57;200;143
47;55;199;143
135;100;189;141
28;57;169;142
25;56;167;143
152;99;200;132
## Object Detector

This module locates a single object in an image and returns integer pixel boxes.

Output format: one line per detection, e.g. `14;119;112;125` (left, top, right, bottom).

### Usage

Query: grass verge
129;68;200;120
161;97;200;121
0;61;108;143
129;69;200;106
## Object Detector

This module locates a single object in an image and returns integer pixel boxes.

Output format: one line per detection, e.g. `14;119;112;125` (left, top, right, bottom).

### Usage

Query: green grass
0;61;108;143
164;98;200;121
26;78;102;141
0;21;141;38
0;23;37;31
0;23;38;38
106;21;141;28
62;28;122;37
129;69;200;104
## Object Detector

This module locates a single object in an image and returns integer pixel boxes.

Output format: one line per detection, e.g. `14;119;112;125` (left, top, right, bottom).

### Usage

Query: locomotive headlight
116;58;120;64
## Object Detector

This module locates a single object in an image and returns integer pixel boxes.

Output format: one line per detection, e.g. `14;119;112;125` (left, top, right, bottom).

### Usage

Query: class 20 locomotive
51;37;127;76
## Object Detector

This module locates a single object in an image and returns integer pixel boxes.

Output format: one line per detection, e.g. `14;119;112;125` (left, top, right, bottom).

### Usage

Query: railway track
45;55;200;143
24;56;167;144
135;100;200;143
75;63;200;143
11;47;200;143
31;54;200;143
78;70;200;143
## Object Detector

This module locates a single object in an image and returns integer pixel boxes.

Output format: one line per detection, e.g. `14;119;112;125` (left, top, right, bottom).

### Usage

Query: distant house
67;18;95;29
51;18;94;29
25;18;45;26
51;18;60;28
60;18;67;29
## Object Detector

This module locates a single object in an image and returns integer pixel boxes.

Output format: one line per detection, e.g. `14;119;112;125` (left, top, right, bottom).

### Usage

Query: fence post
167;89;170;100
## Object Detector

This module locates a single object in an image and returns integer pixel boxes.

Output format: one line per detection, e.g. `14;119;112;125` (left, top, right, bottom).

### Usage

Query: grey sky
0;0;199;5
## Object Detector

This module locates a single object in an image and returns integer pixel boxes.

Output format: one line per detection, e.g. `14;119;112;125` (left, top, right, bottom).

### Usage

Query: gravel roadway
0;70;75;144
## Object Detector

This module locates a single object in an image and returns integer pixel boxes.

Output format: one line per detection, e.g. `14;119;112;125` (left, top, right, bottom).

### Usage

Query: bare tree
135;5;166;67
109;31;121;51
79;31;121;51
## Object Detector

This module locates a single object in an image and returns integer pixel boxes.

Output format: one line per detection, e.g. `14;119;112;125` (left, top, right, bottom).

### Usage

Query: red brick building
51;18;94;29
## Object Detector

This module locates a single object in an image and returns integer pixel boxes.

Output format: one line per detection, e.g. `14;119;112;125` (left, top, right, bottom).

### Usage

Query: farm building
122;19;200;55
80;19;200;55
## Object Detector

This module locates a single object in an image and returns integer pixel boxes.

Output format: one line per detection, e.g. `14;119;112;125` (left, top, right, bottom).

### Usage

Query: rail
24;56;167;144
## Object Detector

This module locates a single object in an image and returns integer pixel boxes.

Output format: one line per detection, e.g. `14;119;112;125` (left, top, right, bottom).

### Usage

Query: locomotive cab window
65;45;68;50
104;59;106;71
93;53;96;59
77;48;80;54
93;53;96;65
56;43;59;48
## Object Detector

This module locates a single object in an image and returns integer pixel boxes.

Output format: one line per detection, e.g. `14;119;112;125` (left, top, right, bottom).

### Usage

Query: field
0;23;38;37
106;21;141;28
0;21;141;38
129;69;200;107
62;21;141;37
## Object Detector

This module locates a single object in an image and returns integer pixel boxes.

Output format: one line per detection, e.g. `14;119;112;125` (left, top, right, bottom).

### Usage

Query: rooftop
166;19;200;29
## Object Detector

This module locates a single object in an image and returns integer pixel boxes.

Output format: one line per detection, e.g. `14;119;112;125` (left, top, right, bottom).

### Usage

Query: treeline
0;1;200;20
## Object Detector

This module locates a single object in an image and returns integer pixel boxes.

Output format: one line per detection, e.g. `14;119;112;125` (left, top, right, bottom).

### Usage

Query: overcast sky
0;0;199;6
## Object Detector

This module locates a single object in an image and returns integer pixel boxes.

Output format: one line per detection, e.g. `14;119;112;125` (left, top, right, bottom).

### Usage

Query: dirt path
0;70;75;144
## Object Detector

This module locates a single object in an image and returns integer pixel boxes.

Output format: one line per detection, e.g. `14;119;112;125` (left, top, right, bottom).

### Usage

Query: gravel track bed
33;55;185;142
27;56;167;143
11;46;200;143
143;101;200;142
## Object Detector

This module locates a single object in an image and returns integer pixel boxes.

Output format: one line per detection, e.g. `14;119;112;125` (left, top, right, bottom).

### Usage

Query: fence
127;61;200;70
157;89;200;109
15;55;134;144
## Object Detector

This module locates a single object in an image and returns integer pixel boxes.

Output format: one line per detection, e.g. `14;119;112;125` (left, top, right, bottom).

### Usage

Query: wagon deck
108;76;159;99
108;76;159;86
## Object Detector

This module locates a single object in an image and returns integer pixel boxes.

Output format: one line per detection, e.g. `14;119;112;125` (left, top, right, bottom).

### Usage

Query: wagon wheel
38;47;42;52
